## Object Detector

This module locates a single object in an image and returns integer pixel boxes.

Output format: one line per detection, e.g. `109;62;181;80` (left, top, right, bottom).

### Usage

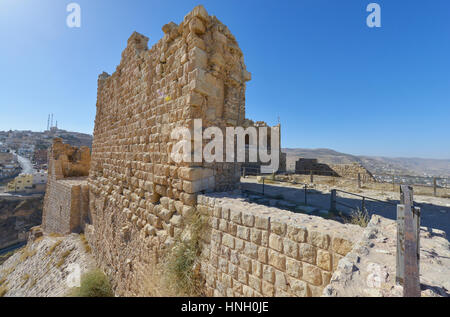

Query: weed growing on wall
163;211;207;296
347;208;370;228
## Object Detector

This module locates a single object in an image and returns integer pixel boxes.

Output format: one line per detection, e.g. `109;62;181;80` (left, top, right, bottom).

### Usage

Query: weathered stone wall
241;122;286;174
324;215;450;297
84;189;361;297
197;194;362;297
89;5;251;200
295;159;375;182
85;5;255;295
295;158;338;176
42;139;90;234
84;6;350;297
42;178;89;234
329;163;375;182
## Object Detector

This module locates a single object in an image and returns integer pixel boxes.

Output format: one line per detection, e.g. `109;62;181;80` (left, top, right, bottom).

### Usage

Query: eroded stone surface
323;215;450;297
0;232;95;297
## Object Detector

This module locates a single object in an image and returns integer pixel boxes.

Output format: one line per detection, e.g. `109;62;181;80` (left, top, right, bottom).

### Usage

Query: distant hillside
50;130;93;149
282;148;450;177
0;129;93;150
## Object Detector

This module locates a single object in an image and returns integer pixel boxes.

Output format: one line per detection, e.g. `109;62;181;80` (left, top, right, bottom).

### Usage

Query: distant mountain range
282;148;450;177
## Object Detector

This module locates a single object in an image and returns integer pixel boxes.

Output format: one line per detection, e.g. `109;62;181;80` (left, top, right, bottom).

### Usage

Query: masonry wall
42;139;90;234
329;163;375;182
197;194;362;297
85;5;254;295
295;159;375;182
85;6;337;297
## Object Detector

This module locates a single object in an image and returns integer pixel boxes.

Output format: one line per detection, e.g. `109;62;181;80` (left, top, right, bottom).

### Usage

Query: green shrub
79;234;91;253
46;240;62;256
56;249;72;268
69;269;114;297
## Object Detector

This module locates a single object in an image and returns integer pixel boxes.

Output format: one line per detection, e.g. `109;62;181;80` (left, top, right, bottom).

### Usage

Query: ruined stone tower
85;5;252;295
42;138;90;234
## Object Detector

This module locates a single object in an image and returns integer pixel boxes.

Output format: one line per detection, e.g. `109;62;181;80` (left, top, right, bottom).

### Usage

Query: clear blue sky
0;0;449;159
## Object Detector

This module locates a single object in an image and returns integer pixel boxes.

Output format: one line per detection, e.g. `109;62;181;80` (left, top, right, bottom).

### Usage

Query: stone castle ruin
295;159;375;182
42;138;90;234
40;6;449;297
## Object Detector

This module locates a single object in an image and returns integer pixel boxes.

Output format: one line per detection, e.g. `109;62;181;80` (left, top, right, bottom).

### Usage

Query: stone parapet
196;193;363;297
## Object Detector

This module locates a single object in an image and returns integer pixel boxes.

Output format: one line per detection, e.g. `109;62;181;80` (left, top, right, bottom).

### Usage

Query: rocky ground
240;178;450;296
0;230;95;297
0;197;43;250
323;215;450;297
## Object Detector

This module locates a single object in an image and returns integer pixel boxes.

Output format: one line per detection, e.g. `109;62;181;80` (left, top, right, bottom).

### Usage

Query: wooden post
262;178;265;196
330;189;337;212
242;167;246;178
358;173;361;189
396;185;421;297
310;170;313;183
361;197;365;212
304;184;307;205
433;178;437;197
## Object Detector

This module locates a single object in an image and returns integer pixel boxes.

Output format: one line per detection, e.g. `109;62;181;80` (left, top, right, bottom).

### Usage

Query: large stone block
316;249;331;271
269;234;284;252
268;249;285;271
302;263;322;286
331;236;353;256
298;243;316;265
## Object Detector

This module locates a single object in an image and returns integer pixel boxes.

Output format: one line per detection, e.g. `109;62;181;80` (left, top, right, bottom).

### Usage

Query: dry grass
80;234;91;253
0;248;21;266
56;249;72;268
34;236;44;244
46;240;62;256
48;232;63;238
21;273;30;287
163;211;207;296
345;208;370;227
0;283;8;297
29;278;36;289
19;247;37;262
1;265;15;277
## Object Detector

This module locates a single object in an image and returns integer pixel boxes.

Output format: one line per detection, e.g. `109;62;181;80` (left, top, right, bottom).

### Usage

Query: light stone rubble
323;215;450;297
